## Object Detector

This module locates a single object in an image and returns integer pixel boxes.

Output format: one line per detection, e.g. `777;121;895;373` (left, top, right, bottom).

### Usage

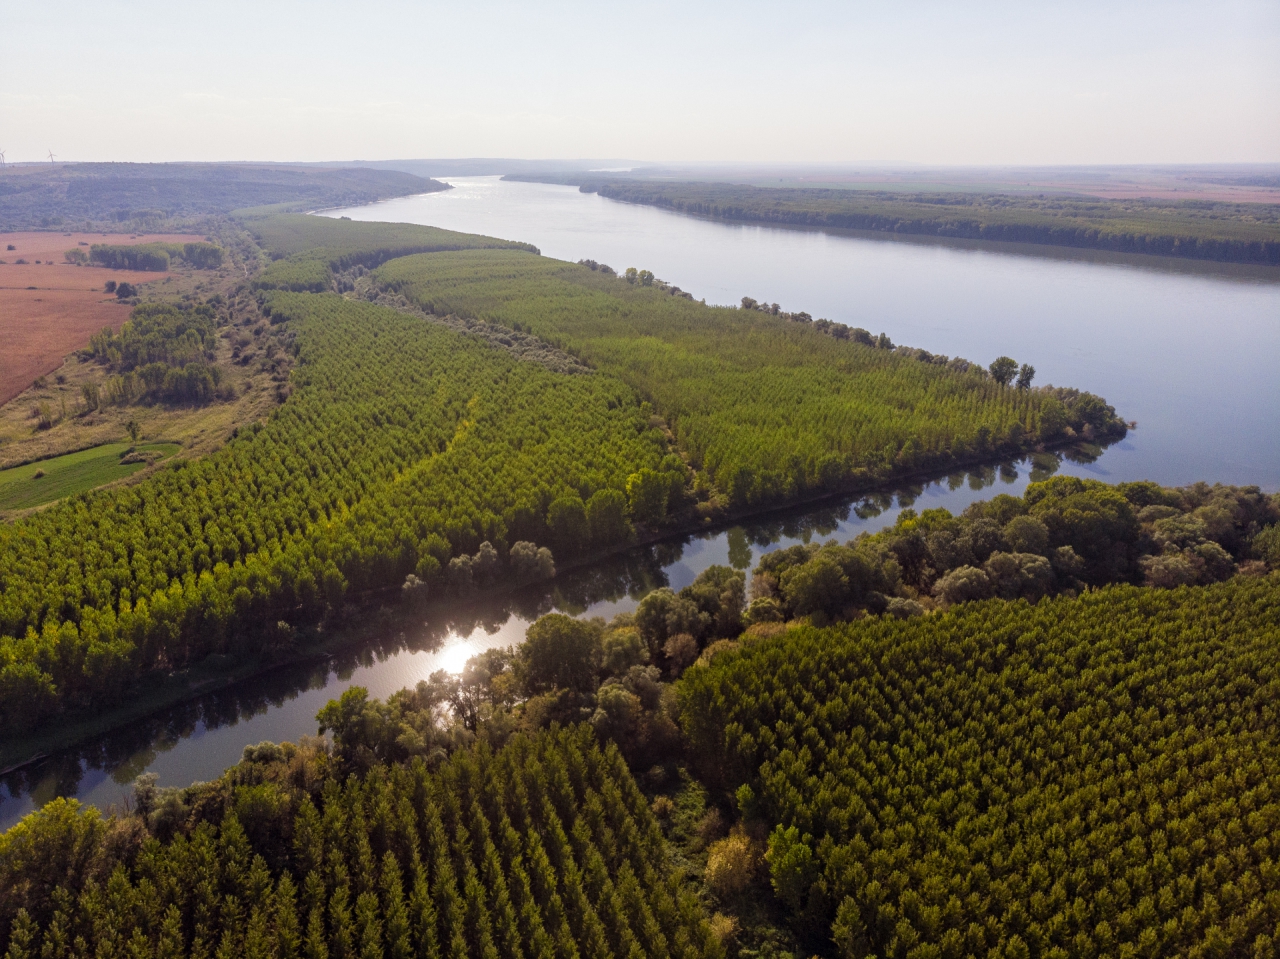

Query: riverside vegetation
506;176;1280;267
3;476;1275;957
0;214;1115;733
2;212;1277;958
374;248;1125;508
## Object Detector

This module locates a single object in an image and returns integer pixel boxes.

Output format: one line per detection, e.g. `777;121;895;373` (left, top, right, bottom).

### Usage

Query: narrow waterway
3;177;1277;828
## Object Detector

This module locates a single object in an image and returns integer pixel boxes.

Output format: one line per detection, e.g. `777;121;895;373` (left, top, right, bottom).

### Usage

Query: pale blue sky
2;0;1277;164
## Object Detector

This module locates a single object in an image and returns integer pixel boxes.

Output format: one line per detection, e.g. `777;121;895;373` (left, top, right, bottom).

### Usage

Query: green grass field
0;442;179;511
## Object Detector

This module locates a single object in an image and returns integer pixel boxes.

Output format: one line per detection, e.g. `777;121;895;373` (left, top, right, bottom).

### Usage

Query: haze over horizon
3;0;1277;167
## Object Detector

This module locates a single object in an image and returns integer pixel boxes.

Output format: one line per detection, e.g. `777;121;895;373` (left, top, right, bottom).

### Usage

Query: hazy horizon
4;0;1277;167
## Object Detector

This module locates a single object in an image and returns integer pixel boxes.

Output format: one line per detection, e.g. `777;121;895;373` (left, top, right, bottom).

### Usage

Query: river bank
0;430;1109;773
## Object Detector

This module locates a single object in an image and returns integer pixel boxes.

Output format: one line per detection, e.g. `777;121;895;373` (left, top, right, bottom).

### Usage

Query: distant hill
0;163;445;231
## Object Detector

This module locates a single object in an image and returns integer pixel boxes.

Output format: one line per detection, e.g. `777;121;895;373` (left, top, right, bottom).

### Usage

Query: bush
662;633;699;674
934;565;993;605
704;829;759;897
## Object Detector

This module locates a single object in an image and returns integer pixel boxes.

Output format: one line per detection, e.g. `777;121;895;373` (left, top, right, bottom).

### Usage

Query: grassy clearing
0;442;180;510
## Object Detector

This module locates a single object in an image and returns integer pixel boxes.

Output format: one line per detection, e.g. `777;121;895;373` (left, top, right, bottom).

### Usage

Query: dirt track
0;232;205;405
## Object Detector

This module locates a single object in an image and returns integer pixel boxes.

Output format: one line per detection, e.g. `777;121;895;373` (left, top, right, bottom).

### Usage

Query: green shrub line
89;242;224;272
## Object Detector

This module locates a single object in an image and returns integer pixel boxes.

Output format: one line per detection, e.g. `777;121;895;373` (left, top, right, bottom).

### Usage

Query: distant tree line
525;178;1280;266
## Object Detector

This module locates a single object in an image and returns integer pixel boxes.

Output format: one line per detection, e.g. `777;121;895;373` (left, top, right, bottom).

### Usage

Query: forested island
1;200;1279;959
505;176;1280;266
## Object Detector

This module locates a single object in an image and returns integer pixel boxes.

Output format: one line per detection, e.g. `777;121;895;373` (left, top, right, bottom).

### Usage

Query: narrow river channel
2;177;1277;829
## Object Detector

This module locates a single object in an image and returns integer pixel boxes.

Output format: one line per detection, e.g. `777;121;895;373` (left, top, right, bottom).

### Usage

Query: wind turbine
0;149;6;170
47;150;57;165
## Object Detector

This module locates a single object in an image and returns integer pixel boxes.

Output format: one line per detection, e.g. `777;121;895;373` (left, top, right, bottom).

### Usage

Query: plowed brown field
0;232;206;405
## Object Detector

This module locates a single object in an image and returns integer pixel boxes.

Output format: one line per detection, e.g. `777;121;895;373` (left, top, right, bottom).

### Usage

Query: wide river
2;177;1277;828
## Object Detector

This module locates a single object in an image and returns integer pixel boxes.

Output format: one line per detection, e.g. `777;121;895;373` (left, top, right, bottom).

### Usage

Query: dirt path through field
0;231;206;404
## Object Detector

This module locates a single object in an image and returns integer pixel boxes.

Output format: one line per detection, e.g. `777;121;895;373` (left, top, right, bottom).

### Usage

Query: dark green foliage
679;574;1280;957
634;565;746;665
86;301;227;405
988;355;1018;386
751;477;1280;624
377;251;1120;507
182;242;225;269
91;302;217;370
522;177;1280;265
0;291;669;728
519;614;602;696
90;243;173;271
0;727;722;958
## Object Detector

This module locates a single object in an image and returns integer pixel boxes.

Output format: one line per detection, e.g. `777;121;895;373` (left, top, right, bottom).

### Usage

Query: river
2;176;1277;829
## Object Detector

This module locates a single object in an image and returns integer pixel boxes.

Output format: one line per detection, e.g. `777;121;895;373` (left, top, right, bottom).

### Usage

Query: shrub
705;829;759;898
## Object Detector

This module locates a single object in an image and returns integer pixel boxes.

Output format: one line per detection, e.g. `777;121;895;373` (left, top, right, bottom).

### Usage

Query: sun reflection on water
436;637;482;675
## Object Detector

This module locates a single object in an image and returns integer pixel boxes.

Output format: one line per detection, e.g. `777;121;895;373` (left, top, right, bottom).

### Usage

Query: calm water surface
3;178;1277;828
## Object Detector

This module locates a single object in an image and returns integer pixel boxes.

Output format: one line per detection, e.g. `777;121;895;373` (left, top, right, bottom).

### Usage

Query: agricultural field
0;232;206;404
0;442;179;511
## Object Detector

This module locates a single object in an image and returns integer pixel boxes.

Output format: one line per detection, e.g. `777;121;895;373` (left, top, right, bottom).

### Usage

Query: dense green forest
375;250;1123;507
743;477;1279;625
2;213;1115;733
2;468;1278;955
0;289;672;729
0;725;722;958
679;574;1280;957
506;177;1280;266
0;164;445;231
8;209;1273;959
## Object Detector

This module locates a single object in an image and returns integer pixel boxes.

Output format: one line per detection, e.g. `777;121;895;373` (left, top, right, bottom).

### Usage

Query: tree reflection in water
0;443;1103;826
